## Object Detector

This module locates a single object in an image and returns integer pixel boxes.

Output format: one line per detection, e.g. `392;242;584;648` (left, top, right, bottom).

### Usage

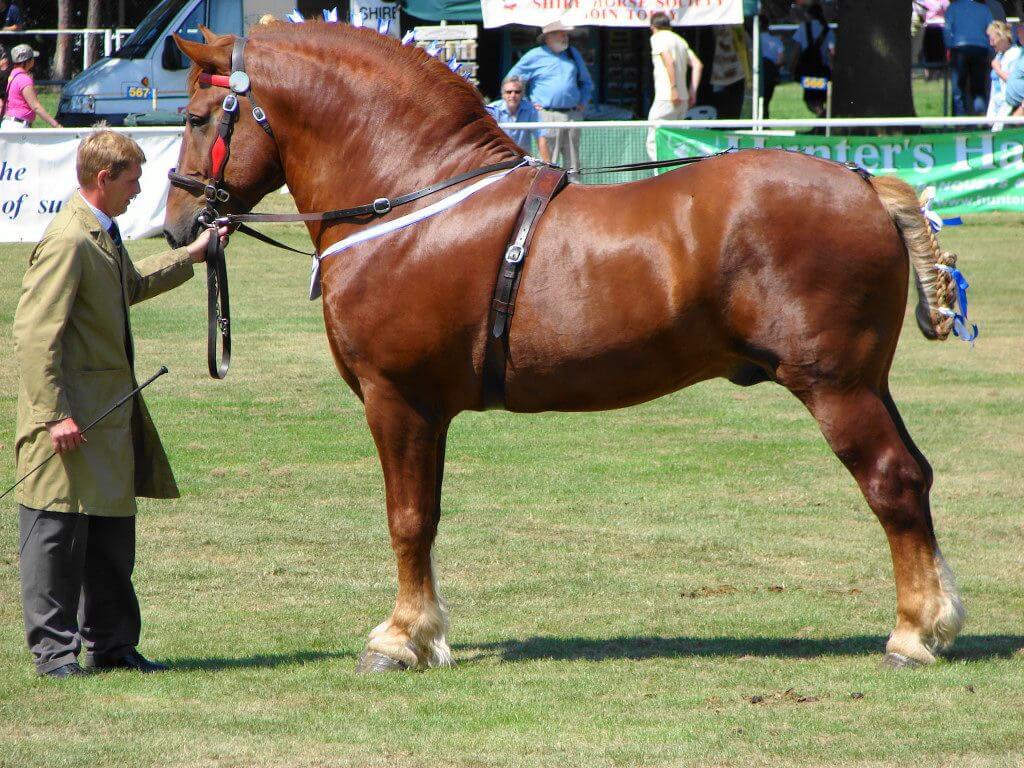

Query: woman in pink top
2;44;60;129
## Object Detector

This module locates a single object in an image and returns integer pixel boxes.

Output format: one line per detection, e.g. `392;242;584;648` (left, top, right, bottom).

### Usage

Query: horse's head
164;27;284;248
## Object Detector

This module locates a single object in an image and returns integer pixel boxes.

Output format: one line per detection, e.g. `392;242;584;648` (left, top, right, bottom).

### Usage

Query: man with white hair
486;75;540;153
504;21;594;174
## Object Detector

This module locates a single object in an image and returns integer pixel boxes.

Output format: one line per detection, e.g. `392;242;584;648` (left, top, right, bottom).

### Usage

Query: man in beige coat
13;130;227;677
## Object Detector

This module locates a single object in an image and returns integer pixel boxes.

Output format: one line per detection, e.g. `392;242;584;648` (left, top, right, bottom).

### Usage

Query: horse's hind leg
356;387;452;672
799;386;964;665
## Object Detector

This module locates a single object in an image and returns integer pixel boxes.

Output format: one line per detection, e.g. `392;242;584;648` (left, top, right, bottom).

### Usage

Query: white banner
0;127;184;243
350;0;402;37
482;0;742;28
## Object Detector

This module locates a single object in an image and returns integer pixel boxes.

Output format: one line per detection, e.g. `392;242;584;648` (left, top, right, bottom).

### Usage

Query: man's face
100;162;143;218
544;31;569;51
502;81;523;113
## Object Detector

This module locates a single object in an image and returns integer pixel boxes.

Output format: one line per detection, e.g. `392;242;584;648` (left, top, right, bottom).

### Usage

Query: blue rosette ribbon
935;264;979;345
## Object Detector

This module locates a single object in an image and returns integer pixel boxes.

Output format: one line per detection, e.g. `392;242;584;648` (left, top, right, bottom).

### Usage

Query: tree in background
23;0;156;80
832;0;915;117
85;0;102;70
52;0;73;81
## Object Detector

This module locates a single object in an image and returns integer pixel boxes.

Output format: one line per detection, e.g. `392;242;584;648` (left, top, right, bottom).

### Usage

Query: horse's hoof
355;651;410;674
882;652;923;670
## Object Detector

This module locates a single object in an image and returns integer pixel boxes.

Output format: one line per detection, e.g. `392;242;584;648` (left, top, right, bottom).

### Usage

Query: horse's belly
504;299;732;412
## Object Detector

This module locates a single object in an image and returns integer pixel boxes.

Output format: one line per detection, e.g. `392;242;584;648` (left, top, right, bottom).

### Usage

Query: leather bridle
168;38;272;379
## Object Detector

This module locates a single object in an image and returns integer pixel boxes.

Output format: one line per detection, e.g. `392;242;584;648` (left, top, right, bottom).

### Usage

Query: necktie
108;221;123;251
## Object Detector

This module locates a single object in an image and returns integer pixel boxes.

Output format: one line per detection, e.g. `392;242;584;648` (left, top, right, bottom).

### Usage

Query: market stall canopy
481;0;743;28
401;0;484;21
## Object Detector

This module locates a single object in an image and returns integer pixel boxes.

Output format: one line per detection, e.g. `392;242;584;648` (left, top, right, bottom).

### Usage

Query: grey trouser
538;108;582;173
19;505;140;674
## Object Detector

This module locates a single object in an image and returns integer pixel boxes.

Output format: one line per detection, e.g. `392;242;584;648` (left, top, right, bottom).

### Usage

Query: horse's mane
243;21;518;153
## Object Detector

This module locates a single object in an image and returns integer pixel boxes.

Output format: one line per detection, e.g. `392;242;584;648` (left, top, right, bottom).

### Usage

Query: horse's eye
187;113;208;127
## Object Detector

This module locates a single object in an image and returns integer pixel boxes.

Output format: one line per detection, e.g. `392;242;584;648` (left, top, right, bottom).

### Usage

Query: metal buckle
505;245;524;264
252;106;267;123
216;188;230;203
372;198;392;215
204;183;218;201
222;94;238;113
229;70;250;94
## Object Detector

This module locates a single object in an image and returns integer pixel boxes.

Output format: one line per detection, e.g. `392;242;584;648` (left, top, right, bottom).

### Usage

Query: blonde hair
987;20;1012;46
76;129;146;186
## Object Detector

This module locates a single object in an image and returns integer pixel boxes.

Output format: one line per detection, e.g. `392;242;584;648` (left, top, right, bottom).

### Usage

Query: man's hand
186;224;232;264
46;418;86;454
670;86;682;108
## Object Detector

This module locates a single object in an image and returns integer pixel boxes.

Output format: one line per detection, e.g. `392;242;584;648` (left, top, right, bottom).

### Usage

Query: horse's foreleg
357;388;452;672
801;387;965;665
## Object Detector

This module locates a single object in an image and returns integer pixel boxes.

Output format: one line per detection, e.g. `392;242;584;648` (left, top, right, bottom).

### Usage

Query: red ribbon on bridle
198;72;231;88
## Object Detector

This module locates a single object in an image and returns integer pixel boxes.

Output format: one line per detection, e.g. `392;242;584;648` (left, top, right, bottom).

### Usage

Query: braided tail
869;175;957;340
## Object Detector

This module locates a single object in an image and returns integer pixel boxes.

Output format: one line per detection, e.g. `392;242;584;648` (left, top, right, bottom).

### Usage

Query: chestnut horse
165;23;965;671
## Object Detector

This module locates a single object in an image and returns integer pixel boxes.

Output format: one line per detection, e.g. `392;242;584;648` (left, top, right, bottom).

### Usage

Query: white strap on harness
309;159;532;300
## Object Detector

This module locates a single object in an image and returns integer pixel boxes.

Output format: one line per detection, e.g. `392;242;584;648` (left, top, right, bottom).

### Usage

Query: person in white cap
646;12;702;160
2;44;61;129
504;20;593;173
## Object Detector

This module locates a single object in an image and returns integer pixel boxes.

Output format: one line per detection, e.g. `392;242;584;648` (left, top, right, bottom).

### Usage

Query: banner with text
350;0;402;37
657;127;1024;214
0;129;183;243
482;0;742;29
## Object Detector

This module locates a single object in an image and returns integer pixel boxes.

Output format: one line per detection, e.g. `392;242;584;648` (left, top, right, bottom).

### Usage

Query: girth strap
481;166;568;410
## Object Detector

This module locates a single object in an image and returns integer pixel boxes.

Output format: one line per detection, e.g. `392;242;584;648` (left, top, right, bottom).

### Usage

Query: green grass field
0;201;1022;767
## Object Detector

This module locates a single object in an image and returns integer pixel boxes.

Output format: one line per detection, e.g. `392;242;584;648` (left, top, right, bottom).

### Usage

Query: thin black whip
0;366;169;501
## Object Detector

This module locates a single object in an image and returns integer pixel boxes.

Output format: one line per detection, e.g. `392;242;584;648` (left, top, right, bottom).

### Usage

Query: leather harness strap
206;225;231;379
481;166;568;410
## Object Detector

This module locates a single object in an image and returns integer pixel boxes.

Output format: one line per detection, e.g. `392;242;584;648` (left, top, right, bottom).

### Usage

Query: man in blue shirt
0;0;24;31
505;21;594;174
486;75;539;153
943;0;995;115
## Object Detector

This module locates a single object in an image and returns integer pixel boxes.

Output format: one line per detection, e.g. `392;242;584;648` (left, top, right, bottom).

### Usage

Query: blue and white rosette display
934;264;979;345
920;187;977;346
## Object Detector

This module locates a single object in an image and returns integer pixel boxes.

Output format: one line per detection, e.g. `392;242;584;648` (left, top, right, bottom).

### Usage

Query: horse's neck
271;54;517;219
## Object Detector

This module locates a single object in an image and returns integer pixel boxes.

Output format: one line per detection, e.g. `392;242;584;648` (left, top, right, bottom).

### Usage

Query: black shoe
84;649;168;674
43;662;89;678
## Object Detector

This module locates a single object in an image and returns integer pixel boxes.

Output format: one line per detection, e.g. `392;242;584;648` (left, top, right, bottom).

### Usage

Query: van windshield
112;0;194;59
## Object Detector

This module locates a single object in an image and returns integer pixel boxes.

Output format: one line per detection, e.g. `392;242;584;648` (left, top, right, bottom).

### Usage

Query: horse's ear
173;33;231;73
199;25;218;44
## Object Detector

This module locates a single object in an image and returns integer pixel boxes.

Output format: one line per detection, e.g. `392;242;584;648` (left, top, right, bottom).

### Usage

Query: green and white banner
657;128;1024;215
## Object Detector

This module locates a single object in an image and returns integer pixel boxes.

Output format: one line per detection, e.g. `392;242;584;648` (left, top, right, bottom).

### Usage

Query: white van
57;0;298;126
